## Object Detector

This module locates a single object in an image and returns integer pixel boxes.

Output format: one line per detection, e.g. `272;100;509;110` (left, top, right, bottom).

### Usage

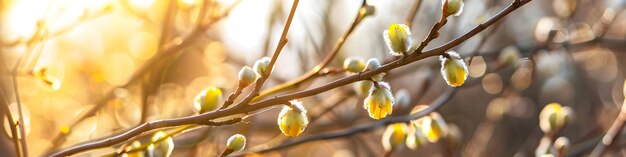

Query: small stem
238;0;300;106
414;16;448;54
468;21;503;66
589;110;626;157
0;89;22;157
254;1;368;101
0;30;23;157
219;148;234;157
405;0;422;28
157;0;177;47
12;58;29;157
221;81;245;109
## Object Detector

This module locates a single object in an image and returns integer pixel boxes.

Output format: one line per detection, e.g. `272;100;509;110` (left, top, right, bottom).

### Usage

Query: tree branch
233;0;299;108
253;0;368;101
237;88;456;155
48;0;532;156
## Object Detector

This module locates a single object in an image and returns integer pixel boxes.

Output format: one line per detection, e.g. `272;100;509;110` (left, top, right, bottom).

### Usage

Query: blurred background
1;0;626;156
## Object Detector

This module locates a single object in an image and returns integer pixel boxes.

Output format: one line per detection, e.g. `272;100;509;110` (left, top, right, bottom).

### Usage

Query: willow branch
235;0;299;106
117;117;242;156
414;11;448;54
49;1;531;156
238;88;456;155
221;82;245;109
254;0;368;101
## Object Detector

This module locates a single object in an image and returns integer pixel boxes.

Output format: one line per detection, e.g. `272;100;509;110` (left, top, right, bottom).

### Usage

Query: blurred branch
11;57;29;157
157;0;179;47
2;5;112;48
468;21;502;66
237;88;456;155
0;16;22;157
405;0;422;28
44;1;241;152
253;0;369;101
598;8;625;38
566;130;626;157
139;0;180;124
49;0;532;156
308;92;353;124
0;83;21;157
262;0;281;57
564;9;626;156
589;107;626;157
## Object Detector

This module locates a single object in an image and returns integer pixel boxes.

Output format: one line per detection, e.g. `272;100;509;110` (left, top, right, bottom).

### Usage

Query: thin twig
118;118;242;156
0;87;21;157
0;18;22;157
405;0;422;28
48;1;531;156
589;109;626;157
139;0;180;124
221;82;245;109
11;58;28;157
253;0;368;101
157;0;178;47
468;21;503;66
414;12;448;54
308;94;352;124
235;0;300;107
